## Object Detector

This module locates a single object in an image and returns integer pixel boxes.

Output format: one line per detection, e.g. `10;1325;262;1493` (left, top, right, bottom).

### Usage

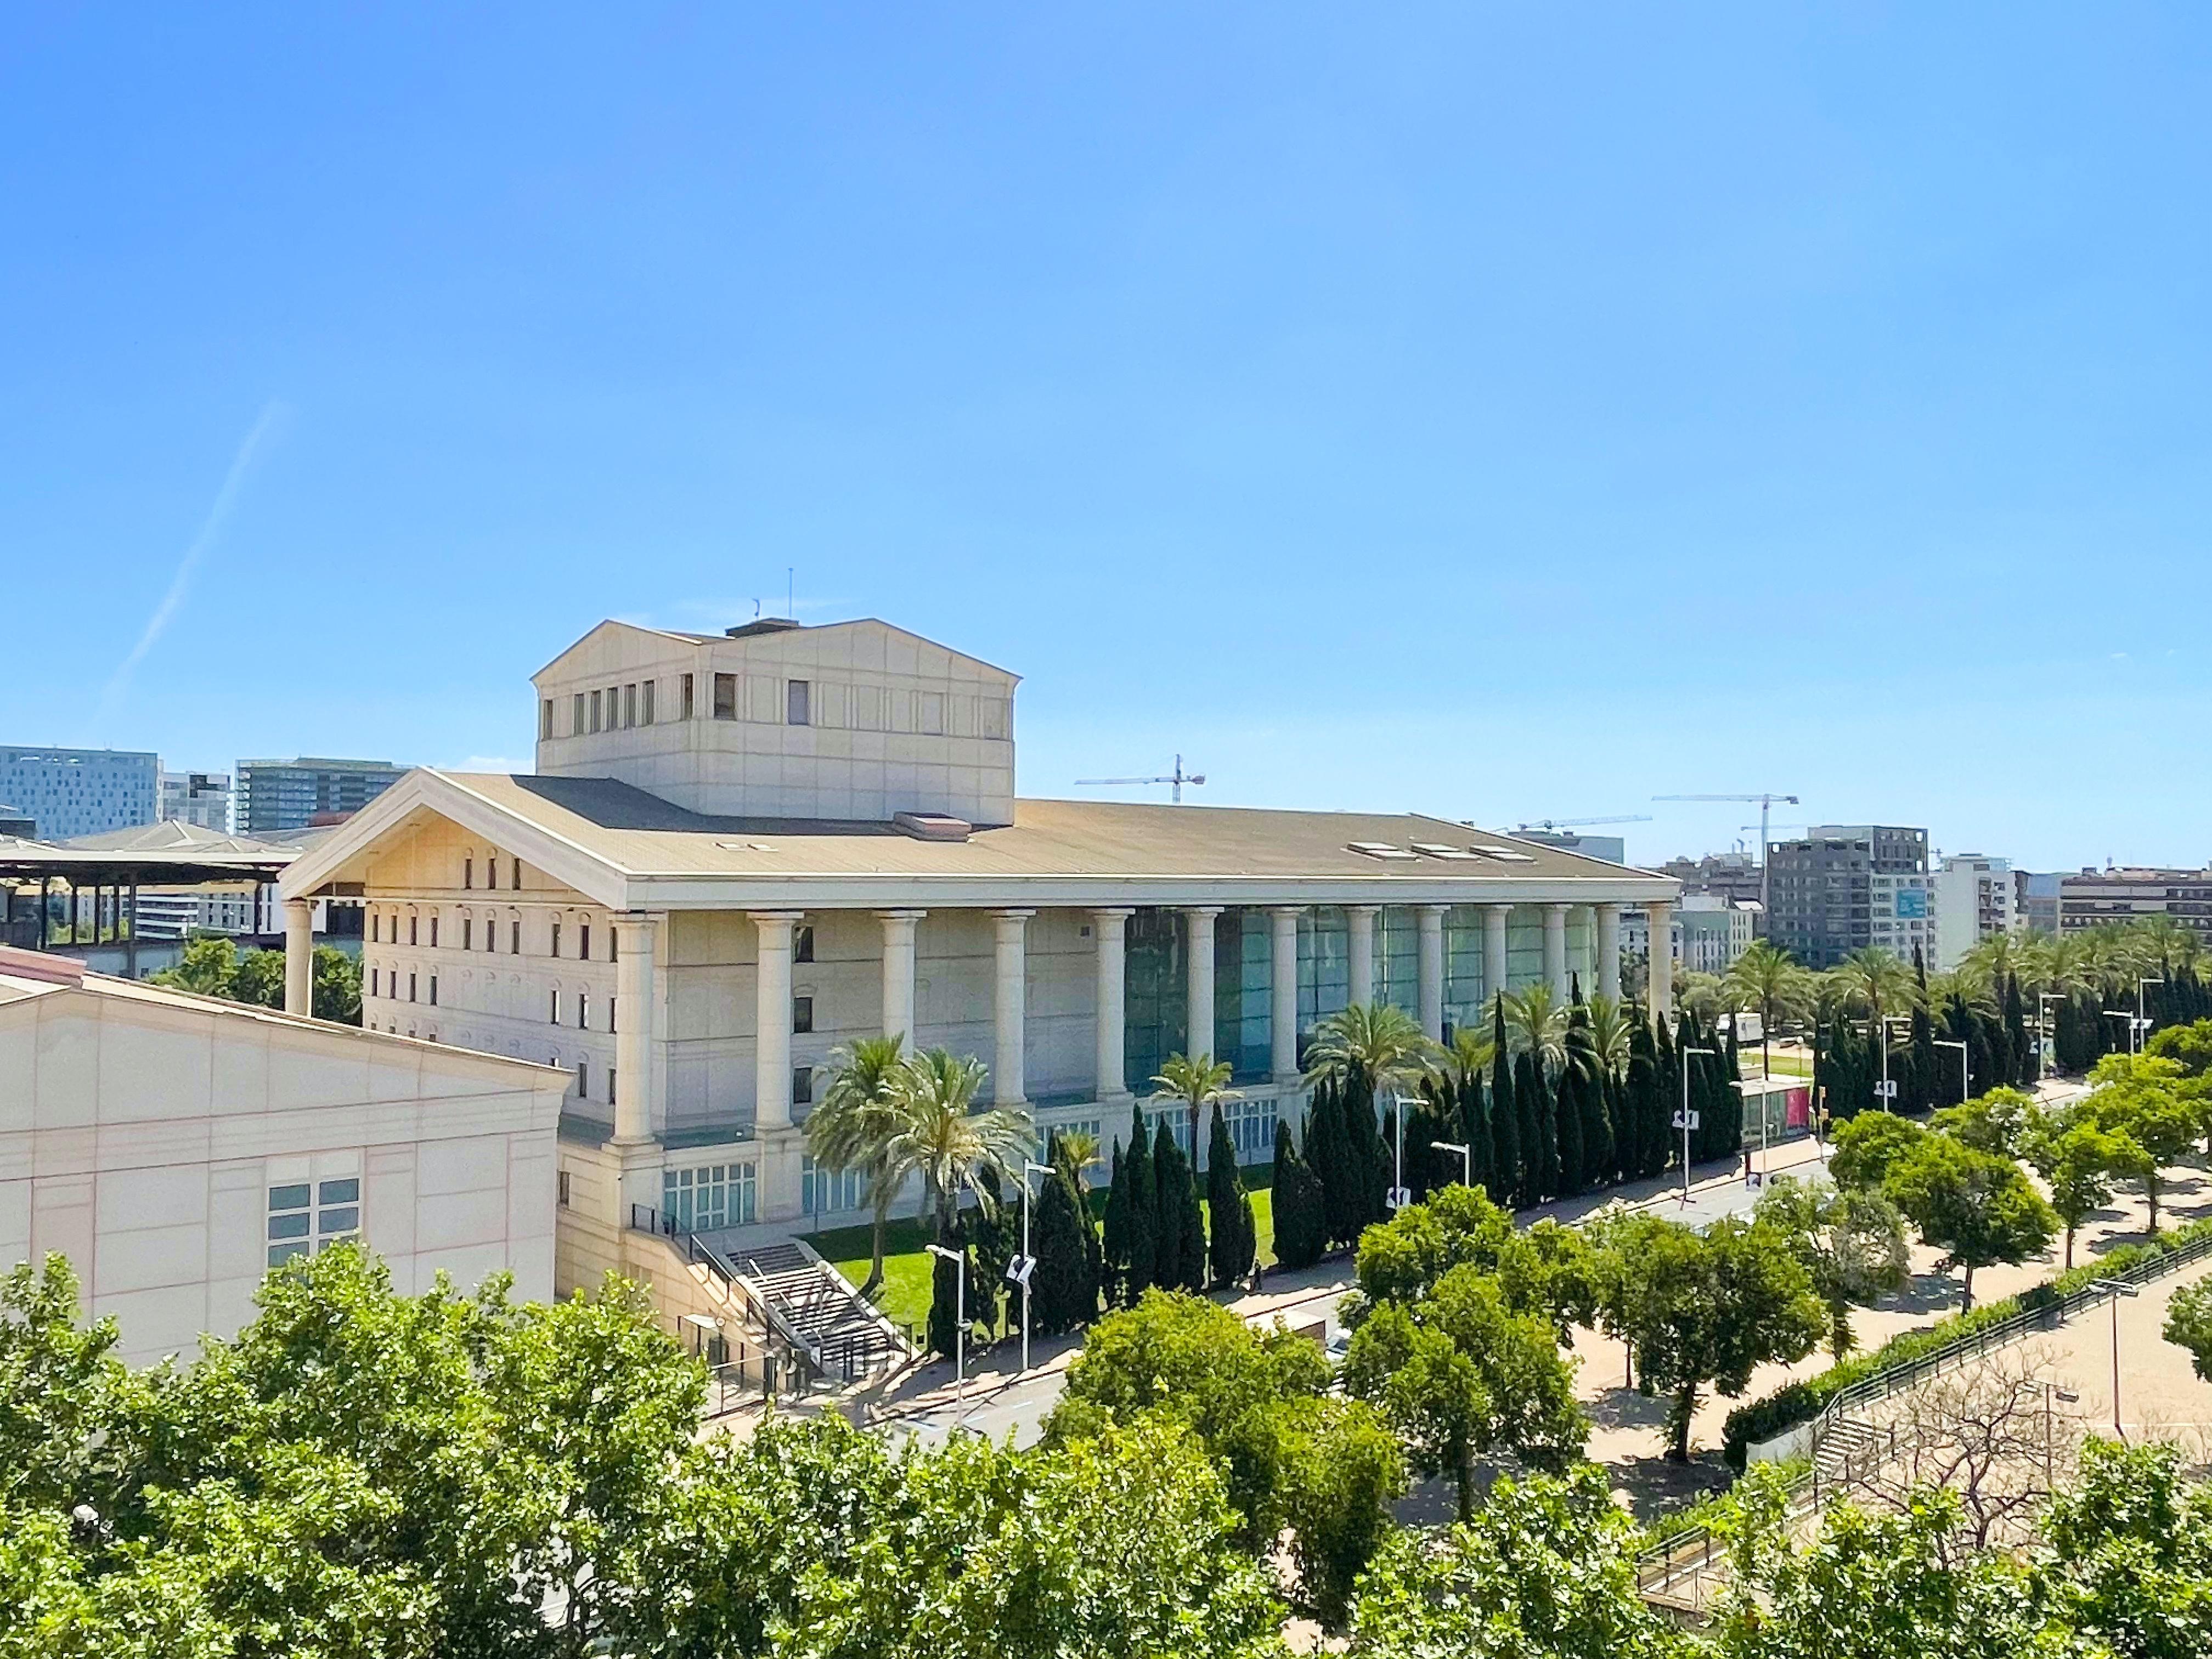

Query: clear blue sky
4;5;2207;871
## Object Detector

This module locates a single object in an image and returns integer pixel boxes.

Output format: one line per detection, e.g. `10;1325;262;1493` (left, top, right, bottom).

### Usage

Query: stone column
1269;906;1304;1083
1417;904;1448;1039
1596;904;1622;1001
1646;901;1675;1018
878;909;924;1047
1345;905;1379;1008
992;909;1033;1107
283;898;314;1015
1093;908;1133;1101
612;913;659;1145
1184;906;1222;1062
1543;904;1570;999
751;911;804;1131
1483;903;1511;1009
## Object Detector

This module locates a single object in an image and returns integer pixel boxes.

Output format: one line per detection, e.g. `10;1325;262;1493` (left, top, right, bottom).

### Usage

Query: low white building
0;944;567;1364
1619;894;1758;977
276;615;1679;1316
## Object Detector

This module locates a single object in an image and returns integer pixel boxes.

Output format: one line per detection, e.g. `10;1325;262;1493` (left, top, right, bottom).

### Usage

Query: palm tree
1958;932;2034;1000
1724;940;1812;1081
1153;1052;1238;1153
1054;1128;1102;1194
1825;946;1916;1081
803;1035;910;1295
883;1047;1035;1238
1302;1001;1438;1096
1584;993;1634;1074
1499;984;1568;1075
1444;1024;1494;1088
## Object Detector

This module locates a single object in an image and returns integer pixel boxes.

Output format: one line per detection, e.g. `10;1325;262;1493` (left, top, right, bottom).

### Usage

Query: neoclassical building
279;617;1677;1286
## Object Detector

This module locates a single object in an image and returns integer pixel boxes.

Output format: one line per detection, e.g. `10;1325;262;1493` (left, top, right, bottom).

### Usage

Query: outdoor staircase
1813;1415;1891;1492
731;1241;912;1383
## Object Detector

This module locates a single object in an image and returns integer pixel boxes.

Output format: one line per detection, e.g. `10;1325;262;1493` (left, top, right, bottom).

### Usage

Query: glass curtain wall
1372;907;1421;1018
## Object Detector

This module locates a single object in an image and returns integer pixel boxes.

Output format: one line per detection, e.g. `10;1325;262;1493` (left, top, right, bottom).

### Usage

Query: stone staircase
726;1240;913;1383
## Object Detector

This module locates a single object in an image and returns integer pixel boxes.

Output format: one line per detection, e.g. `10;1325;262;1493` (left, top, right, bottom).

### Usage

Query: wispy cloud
101;401;290;716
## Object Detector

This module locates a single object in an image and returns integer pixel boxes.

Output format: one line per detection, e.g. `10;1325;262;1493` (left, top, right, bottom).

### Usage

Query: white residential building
277;616;1679;1324
1933;853;2018;969
1619;894;1758;977
0;944;567;1365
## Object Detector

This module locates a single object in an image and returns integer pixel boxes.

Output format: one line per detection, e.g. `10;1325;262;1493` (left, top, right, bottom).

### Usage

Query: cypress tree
1101;1137;1129;1302
1602;1068;1628;1188
1341;1068;1388;1229
1272;1119;1328;1269
1206;1103;1257;1286
1554;1043;1586;1195
1623;1015;1656;1178
1462;1063;1497;1198
1655;1012;1680;1169
1522;1050;1560;1202
1489;1002;1523;1206
2004;973;2034;1086
1308;1078;1358;1249
1030;1151;1098;1335
1154;1116;1206;1293
1124;1100;1158;1300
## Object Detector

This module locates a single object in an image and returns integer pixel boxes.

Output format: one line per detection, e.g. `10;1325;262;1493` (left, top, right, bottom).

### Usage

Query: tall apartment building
2059;866;2212;945
1765;825;1934;970
160;769;234;832
237;757;407;833
2021;871;2062;936
0;747;159;840
1933;853;2018;969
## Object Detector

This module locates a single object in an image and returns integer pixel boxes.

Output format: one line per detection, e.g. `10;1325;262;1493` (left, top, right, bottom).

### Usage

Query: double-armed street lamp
1432;1140;1471;1187
924;1243;966;1405
1013;1159;1054;1373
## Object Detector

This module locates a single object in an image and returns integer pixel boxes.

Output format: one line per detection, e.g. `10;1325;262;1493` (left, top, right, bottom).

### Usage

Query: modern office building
1515;829;1628;866
1933;853;2018;969
160;769;234;832
2021;871;2062;936
0;944;566;1365
0;746;159;840
1765;825;1934;970
237;757;407;833
278;615;1678;1318
2058;865;2212;945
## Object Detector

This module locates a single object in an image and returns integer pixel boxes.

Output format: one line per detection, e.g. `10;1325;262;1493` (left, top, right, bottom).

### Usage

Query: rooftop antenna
1075;754;1207;804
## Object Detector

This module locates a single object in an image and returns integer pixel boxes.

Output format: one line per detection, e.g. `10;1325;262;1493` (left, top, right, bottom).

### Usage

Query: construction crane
1513;813;1652;832
1075;754;1206;804
1652;792;1801;916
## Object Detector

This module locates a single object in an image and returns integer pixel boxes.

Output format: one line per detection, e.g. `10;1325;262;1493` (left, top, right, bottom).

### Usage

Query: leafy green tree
1348;1464;1689;1659
1931;1086;2035;1159
2039;1436;2212;1659
1302;1001;1438;1098
1883;1135;2057;1311
1204;1104;1257;1288
2089;1052;2206;1232
2023;1105;2145;1269
1754;1176;1910;1359
148;935;240;998
804;1034;911;1295
1725;939;1813;1081
1501;983;1568;1074
2165;1278;2212;1384
1233;1396;1404;1632
309;945;362;1024
1612;1216;1825;1462
1269;1121;1328;1271
1344;1264;1587;1518
0;1257;138;1517
1830;1109;1927;1189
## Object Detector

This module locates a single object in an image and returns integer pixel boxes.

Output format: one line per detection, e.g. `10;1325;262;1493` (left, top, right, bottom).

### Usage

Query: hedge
1721;1211;2212;1469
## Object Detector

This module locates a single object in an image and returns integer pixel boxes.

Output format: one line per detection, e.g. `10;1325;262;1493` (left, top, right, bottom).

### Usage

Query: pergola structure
0;822;314;976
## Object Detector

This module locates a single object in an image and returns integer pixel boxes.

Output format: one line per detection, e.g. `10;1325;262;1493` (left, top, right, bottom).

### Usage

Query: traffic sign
1386;1186;1412;1211
1672;1110;1700;1131
1875;1080;1898;1098
1005;1254;1036;1288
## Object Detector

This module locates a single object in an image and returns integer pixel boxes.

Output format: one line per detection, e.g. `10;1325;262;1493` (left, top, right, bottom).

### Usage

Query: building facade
0;945;566;1364
0;746;158;840
1620;893;1758;977
1658;851;1767;911
2058;866;2212;944
161;769;234;832
238;757;407;833
1765;825;1934;970
1933;853;2018;969
279;617;1679;1293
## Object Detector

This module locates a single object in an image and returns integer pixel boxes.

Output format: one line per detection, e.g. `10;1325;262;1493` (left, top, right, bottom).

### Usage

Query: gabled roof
282;769;1677;913
532;617;1019;684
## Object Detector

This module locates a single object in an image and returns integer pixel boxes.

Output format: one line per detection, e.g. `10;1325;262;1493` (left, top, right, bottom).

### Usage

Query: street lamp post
2103;1009;2135;1056
2091;1279;2142;1438
2037;991;2063;1080
1876;1014;1909;1112
2138;978;2165;1053
1432;1140;1471;1187
1017;1160;1053;1374
1934;1037;1970;1104
924;1243;966;1407
1678;1040;1718;1205
1387;1088;1410;1211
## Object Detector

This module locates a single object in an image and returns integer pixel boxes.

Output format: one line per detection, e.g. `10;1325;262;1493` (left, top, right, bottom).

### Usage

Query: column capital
1181;904;1226;918
1344;902;1382;917
1419;901;1451;919
1594;900;1621;916
875;907;928;921
1545;901;1573;916
1268;904;1307;921
990;907;1037;921
749;909;808;922
1090;906;1135;919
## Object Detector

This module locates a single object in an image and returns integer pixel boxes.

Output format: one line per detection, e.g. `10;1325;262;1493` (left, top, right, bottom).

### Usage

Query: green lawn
804;1164;1283;1337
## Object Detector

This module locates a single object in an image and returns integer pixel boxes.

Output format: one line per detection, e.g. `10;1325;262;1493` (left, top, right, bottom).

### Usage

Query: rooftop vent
895;811;972;843
725;617;804;638
1347;841;1420;861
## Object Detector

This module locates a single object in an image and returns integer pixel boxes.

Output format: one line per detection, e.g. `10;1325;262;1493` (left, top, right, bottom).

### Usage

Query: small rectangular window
512;858;521;890
550;989;561;1023
787;679;811;726
557;1170;571;1207
608;996;616;1033
511;919;521;953
409;916;419;945
577;992;589;1029
540;698;554;739
580;921;591;960
572;692;585;734
792;994;813;1034
577;1060;589;1096
713;673;738;719
794;923;815;963
681;673;695;720
371;913;381;943
369;968;379;997
463;918;473;951
608;1067;617;1105
428;975;438;1007
624;684;637;726
793;1067;814;1107
408;973;417;1003
552;921;562;958
463;857;473;890
590;690;602;732
641;680;656;725
429;917;438;949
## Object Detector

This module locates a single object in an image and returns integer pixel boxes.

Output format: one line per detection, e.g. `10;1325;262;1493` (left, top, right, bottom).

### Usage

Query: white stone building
0;944;567;1365
1933;853;2019;970
278;617;1678;1306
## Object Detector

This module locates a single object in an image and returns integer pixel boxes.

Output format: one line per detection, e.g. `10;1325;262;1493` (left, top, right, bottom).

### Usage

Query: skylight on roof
1410;843;1481;860
1472;845;1539;862
1347;841;1420;861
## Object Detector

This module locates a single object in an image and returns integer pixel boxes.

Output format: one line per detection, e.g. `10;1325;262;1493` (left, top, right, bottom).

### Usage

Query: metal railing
1637;1221;2212;1606
627;1201;738;1290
